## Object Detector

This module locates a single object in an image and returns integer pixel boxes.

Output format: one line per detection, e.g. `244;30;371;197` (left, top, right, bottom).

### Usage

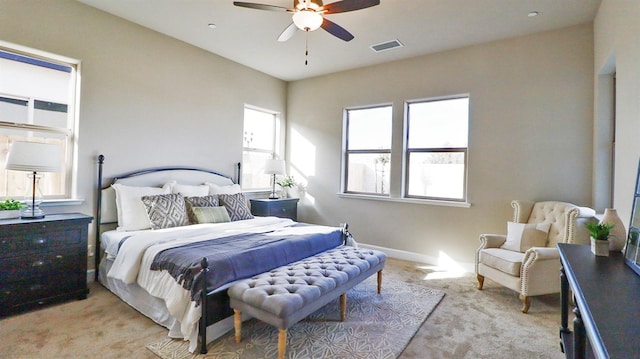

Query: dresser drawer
0;227;83;257
0;251;84;282
250;198;299;221
0;274;85;307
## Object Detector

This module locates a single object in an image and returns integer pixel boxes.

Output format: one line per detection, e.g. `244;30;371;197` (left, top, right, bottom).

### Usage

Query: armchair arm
520;247;561;297
478;234;507;249
523;247;560;262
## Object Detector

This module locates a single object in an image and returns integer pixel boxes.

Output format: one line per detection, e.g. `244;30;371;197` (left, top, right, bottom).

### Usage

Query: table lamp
5;141;61;219
264;159;285;199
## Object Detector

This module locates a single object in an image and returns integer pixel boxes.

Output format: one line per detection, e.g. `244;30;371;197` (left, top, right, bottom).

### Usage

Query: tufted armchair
475;200;594;313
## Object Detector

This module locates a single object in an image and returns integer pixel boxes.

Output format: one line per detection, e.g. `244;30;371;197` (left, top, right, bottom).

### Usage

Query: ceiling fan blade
233;1;288;11
321;18;354;41
323;0;380;14
277;22;298;42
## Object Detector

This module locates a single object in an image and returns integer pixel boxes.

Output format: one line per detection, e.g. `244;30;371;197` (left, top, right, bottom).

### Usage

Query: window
404;96;469;201
241;106;280;191
343;105;392;195
0;44;80;200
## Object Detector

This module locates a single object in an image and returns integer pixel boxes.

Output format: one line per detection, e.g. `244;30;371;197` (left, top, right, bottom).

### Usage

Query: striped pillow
184;195;219;224
192;206;231;224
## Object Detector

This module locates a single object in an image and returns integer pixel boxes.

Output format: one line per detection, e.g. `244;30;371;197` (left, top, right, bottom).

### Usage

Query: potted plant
276;176;297;198
586;221;613;256
0;199;23;220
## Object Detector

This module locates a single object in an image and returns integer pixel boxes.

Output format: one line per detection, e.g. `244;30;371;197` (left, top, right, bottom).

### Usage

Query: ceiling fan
233;0;380;42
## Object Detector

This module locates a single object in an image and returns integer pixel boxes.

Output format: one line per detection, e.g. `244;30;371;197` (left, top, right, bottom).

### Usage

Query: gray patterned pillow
141;193;189;229
184;195;219;224
218;193;254;221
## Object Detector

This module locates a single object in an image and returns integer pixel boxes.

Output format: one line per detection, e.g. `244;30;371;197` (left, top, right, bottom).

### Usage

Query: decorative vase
591;238;610;256
600;208;626;252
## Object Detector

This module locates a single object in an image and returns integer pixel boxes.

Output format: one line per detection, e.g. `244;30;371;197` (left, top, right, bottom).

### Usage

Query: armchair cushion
478;248;525;276
501;222;551;252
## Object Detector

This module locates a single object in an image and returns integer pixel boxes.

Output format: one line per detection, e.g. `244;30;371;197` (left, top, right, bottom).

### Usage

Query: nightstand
0;213;93;316
250;198;299;221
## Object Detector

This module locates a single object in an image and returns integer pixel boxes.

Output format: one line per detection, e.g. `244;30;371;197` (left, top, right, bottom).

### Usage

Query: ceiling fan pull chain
305;31;309;66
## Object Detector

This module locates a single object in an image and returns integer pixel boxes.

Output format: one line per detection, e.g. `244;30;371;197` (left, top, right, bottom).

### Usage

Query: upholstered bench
227;246;386;359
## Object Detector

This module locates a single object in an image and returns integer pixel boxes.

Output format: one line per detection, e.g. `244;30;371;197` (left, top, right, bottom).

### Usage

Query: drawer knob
32;260;45;267
34;238;47;245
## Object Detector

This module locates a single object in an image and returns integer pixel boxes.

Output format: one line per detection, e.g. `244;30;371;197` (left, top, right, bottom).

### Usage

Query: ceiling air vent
370;39;403;53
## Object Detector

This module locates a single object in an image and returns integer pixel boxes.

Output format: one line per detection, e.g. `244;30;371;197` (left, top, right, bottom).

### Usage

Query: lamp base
20;214;45;220
20;207;45;220
268;193;280;199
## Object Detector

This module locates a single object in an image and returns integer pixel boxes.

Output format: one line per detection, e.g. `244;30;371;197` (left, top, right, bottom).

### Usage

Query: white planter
0;210;20;220
591;238;609;256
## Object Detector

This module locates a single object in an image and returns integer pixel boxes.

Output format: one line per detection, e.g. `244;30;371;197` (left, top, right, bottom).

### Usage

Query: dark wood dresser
0;213;93;316
558;243;640;358
250;198;299;221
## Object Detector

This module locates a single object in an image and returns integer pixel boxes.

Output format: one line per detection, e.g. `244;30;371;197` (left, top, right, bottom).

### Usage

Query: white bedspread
106;217;312;352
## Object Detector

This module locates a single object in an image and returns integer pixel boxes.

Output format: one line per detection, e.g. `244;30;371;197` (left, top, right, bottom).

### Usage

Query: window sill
40;198;85;207
337;193;471;208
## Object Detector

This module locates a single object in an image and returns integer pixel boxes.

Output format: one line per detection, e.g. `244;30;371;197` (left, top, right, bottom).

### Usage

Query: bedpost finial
201;257;209;270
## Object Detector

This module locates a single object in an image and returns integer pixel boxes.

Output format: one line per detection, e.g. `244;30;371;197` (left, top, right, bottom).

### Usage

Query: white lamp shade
5;141;62;173
264;159;285;175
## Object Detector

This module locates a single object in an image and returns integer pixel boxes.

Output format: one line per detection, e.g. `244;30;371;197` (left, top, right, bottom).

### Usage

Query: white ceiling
76;0;601;82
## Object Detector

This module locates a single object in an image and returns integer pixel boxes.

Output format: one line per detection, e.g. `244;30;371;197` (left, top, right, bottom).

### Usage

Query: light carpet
147;277;445;359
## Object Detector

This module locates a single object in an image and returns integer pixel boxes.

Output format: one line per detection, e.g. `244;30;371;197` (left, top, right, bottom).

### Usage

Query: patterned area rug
147;277;444;359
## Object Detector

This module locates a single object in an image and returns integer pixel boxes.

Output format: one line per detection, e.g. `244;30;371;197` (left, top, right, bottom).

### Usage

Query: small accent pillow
184;195;219;224
218;193;254;221
192;206;231;224
141;193;189;230
112;183;170;231
501;221;551;252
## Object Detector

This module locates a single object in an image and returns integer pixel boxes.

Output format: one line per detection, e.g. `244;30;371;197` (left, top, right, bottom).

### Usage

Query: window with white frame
0;45;79;200
241;106;280;191
343;105;392;195
404;95;469;201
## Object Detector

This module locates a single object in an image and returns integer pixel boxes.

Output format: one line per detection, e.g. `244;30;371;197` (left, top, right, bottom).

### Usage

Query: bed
94;155;351;353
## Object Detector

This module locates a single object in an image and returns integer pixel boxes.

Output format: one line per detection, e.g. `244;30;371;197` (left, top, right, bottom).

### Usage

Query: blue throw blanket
150;225;345;303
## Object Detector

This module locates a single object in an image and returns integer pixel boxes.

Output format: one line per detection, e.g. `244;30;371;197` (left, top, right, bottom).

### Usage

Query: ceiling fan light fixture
292;10;323;31
294;0;323;11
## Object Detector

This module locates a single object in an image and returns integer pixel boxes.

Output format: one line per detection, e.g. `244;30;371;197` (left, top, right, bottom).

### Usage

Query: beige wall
0;0;600;270
287;24;594;268
0;0;287;267
594;0;640;230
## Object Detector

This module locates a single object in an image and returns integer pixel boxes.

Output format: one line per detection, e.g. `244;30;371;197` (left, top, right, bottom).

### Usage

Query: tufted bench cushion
227;246;386;359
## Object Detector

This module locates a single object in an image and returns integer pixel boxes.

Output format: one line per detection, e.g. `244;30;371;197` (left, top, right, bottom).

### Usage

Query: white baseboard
358;243;475;273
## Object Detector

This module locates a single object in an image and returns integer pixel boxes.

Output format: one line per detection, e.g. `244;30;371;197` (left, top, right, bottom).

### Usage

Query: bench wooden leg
340;293;347;321
234;309;242;343
377;270;383;294
278;328;287;359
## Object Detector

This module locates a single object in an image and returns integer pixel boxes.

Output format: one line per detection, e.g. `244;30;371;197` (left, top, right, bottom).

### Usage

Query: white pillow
501;221;551;252
164;181;210;197
205;182;242;195
112;183;170;231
